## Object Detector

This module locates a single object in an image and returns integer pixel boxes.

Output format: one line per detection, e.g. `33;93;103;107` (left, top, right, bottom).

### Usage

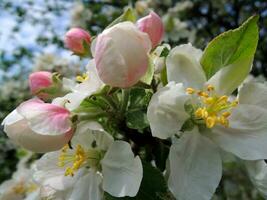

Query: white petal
73;121;113;151
2;110;72;153
33;152;85;191
62;78;76;91
101;141;142;197
168;131;222;200
40;185;72;200
210;104;267;160
17;99;71;136
68;171;103;200
207;58;253;95
94;22;151;88
166;44;206;89
147;82;190;139
245;160;267;198
238;81;267;109
52;92;87;111
25;189;40;200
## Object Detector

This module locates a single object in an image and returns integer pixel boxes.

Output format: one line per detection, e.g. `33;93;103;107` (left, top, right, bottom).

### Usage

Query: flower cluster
2;9;267;200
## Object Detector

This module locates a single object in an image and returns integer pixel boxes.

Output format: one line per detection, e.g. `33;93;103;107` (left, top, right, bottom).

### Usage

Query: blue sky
0;0;81;80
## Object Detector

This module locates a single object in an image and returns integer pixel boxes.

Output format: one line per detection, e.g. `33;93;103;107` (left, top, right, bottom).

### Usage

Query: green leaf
128;88;152;109
201;15;259;79
160;47;170;57
140;56;155;85
104;162;170;200
126;110;149;130
106;8;136;29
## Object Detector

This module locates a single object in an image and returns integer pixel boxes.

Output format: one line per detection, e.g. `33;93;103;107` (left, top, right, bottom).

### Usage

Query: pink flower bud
64;28;91;55
137;11;164;48
93;22;151;88
29;71;53;98
2;99;73;153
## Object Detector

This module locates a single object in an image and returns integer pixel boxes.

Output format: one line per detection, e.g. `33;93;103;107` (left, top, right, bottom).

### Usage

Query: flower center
12;182;38;195
186;85;238;129
58;144;102;176
76;73;89;83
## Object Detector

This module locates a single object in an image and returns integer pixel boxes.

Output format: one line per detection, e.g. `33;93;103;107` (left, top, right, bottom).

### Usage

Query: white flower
52;59;103;111
0;153;40;200
147;44;267;200
33;122;142;199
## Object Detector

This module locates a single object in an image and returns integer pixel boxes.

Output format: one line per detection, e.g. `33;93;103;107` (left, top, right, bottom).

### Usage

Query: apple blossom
33;122;143;199
52;59;104;111
2;98;73;153
93;22;151;88
147;44;267;200
65;27;91;56
0;152;40;200
29;71;53;99
137;11;164;48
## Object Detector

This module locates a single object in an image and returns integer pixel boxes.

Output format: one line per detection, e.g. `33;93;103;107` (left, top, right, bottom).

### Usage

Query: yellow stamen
13;182;25;194
26;184;38;193
217;95;228;104
186;88;195;94
207;85;215;91
206;116;216;128
186;85;237;129
76;73;89;83
203;97;214;105
232;100;239;107
222;112;231;118
195;108;208;119
198;91;209;98
58;143;102;176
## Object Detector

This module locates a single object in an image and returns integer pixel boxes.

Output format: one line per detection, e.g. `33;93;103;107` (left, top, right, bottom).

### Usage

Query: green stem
79;112;107;121
120;89;130;113
97;95;117;110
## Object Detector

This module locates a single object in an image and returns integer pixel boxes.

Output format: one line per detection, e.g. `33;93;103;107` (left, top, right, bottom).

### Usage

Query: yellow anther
188;86;238;129
206;116;216;128
76;73;89;83
204;97;214;105
26;184;38;193
232;100;239;107
195;108;208;119
218;95;228;103
195;108;203;118
13;183;26;194
222;112;231;118
65;167;74;176
61;144;69;152
198;91;209;98
207;85;215;91
218;116;229;127
58;144;88;177
186;88;195;94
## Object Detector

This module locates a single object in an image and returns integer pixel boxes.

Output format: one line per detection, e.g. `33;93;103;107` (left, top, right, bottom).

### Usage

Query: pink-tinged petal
94;22;151;88
2;110;73;153
29;71;53;98
137;11;164;48
65;28;91;54
17;99;72;136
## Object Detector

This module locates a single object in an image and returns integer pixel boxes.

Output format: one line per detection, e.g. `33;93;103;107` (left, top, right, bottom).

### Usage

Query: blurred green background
0;0;266;199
